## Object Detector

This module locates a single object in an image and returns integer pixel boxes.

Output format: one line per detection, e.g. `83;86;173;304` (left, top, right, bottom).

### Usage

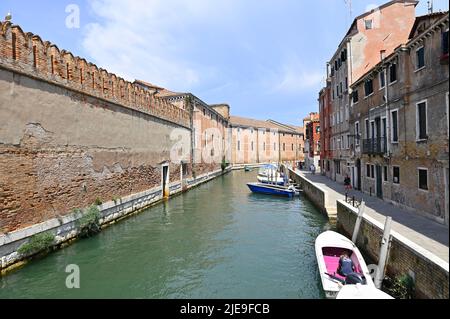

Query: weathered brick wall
0;22;194;234
337;200;449;299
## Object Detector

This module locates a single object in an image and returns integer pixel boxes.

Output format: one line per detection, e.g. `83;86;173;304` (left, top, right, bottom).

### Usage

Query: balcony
362;137;387;155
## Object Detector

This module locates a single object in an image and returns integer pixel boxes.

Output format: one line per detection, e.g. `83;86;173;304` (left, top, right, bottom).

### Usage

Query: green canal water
0;171;330;299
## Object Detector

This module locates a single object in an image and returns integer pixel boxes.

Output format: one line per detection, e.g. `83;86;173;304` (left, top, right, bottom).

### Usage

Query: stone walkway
295;169;449;263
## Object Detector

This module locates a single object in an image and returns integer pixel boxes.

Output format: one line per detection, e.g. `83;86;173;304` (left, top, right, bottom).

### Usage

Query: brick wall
337;200;449;299
0;22;193;234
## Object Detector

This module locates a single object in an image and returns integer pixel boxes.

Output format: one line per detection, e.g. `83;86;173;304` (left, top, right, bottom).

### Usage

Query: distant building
229;116;304;165
304;112;320;170
319;81;332;176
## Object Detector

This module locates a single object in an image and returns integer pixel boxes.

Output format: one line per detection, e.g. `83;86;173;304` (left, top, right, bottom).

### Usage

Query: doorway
376;165;383;199
356;159;361;191
162;164;170;198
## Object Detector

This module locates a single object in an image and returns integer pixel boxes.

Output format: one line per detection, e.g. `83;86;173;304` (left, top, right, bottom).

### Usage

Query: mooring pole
374;216;392;289
352;201;365;243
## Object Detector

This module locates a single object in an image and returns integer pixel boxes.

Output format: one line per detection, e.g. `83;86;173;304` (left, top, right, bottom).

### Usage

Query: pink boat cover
322;247;362;279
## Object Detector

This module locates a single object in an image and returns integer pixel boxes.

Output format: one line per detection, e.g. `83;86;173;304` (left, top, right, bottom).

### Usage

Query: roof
155;88;185;98
408;11;448;39
133;80;165;90
230;116;301;134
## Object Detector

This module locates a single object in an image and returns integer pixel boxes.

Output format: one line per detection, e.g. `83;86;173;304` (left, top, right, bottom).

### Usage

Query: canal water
0;171;330;299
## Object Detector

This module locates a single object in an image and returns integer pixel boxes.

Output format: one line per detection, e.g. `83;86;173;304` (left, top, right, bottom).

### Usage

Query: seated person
337;252;355;277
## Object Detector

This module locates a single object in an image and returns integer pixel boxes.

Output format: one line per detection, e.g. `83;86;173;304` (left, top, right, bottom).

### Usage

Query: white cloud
267;55;325;94
82;0;240;90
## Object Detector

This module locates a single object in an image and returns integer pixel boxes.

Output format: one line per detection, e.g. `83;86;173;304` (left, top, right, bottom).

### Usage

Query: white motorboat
315;231;375;299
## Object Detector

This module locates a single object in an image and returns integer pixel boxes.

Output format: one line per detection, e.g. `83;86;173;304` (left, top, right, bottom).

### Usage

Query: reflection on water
0;171;329;299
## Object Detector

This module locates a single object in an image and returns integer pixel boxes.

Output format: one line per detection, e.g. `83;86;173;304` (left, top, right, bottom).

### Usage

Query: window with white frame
379;71;385;89
416;100;428;141
391;110;399;142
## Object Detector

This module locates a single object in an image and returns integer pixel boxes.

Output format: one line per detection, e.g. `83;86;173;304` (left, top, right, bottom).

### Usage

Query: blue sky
0;1;448;126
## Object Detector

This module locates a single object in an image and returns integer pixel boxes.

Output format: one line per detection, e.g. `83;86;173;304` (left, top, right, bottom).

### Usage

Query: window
371;165;375;179
203;108;206;116
336;162;341;174
389;64;397;83
365;119;370;139
391;110;398;142
263;142;266;151
366;164;371;178
416;46;425;70
393;166;400;184
416;101;427;140
364;79;373;97
237;141;240;151
251;141;254;151
355;122;360;146
379;71;385;89
383;166;388;182
292;144;294;151
336;85;339;97
283;143;285;151
352;90;359;104
332;88;335;100
345;77;348;91
365;19;373;30
442;29;449;55
274;143;276;151
335;60;338;71
418;168;428;190
316;126;321;133
340;82;343;96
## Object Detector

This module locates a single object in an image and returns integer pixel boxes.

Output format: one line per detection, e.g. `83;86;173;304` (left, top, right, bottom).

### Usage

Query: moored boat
247;182;296;198
315;231;375;299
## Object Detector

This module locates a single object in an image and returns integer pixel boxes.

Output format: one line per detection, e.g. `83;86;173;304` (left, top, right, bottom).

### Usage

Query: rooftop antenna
344;0;353;23
427;0;433;14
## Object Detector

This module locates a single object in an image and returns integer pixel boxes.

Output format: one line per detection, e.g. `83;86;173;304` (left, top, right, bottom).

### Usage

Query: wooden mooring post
351;201;365;243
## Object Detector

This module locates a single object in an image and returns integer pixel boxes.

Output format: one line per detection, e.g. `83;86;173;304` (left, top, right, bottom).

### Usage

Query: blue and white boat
247;182;296;198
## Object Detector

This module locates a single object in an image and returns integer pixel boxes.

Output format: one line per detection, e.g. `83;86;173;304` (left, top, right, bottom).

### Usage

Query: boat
257;164;286;185
336;284;394;299
257;174;285;185
247;182;296;198
244;166;252;172
315;231;375;299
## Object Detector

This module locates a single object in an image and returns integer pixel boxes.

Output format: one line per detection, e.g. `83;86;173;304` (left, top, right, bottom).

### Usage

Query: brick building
349;12;449;225
229;116;304;165
303;113;320;170
319;81;332;175
325;0;418;183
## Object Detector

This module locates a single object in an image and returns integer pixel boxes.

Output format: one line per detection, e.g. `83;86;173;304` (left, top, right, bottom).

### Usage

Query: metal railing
362;137;387;155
